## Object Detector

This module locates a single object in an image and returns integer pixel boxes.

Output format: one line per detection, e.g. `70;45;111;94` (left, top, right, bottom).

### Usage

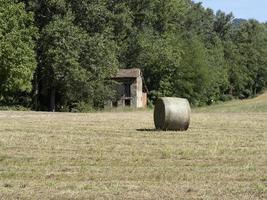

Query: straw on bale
154;97;191;131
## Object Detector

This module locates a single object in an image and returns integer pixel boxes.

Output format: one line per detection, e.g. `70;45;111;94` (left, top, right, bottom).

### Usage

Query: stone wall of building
105;68;147;109
136;76;143;108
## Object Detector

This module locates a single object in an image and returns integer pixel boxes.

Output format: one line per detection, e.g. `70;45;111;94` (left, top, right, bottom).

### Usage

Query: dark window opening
124;84;131;97
125;99;131;106
112;101;118;107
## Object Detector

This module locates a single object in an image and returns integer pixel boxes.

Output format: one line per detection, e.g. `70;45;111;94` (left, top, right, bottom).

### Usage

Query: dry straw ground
0;94;266;199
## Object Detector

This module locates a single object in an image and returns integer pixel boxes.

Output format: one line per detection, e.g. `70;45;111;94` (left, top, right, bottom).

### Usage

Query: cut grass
0;93;266;199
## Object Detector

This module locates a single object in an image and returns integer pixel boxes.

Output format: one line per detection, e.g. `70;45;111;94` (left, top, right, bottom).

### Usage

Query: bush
70;102;95;113
220;94;234;102
0;105;30;111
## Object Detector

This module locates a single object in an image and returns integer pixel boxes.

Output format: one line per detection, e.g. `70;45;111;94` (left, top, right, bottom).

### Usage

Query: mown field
0;94;266;199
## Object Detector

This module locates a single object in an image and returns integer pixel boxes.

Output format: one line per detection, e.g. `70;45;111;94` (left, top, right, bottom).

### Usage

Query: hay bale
154;97;191;131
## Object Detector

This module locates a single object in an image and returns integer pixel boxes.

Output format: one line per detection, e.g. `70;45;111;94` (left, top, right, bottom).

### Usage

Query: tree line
0;0;266;111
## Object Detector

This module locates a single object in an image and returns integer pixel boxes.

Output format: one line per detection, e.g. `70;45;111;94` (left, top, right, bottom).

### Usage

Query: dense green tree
173;36;210;105
39;14;118;111
39;13;88;111
213;11;234;40
0;0;37;102
21;0;119;111
234;20;267;97
135;30;183;98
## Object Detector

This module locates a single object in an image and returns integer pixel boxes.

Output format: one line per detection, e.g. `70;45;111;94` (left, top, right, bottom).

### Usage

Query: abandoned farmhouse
106;68;147;109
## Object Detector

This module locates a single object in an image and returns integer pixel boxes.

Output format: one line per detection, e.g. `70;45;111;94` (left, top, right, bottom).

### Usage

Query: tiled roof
114;68;141;78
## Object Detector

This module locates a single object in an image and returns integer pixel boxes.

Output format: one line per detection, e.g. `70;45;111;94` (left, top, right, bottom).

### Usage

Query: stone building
106;68;147;108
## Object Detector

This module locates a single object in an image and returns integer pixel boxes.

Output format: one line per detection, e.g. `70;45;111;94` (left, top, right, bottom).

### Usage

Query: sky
194;0;267;22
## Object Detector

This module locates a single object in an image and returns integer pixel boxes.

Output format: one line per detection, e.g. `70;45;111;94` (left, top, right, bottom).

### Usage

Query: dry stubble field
0;98;266;199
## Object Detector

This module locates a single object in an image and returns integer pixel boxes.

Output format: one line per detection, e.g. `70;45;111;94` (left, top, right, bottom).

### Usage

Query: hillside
196;91;267;113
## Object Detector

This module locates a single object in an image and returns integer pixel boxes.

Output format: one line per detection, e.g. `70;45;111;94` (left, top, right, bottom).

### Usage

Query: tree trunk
33;72;39;111
50;87;56;112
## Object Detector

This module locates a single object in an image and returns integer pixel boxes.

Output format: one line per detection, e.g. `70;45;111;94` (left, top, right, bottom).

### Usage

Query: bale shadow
136;128;190;133
136;128;159;132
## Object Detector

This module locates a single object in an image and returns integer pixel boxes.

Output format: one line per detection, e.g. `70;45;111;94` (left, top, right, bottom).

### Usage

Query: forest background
0;0;266;111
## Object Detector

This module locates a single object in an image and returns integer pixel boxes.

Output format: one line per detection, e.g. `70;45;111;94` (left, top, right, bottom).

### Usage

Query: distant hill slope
233;18;247;27
196;91;267;113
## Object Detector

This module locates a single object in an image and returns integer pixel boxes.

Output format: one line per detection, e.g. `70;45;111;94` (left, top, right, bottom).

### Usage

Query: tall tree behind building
0;0;37;106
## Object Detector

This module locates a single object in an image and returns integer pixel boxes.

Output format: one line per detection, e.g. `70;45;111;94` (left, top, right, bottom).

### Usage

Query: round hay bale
154;97;191;131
